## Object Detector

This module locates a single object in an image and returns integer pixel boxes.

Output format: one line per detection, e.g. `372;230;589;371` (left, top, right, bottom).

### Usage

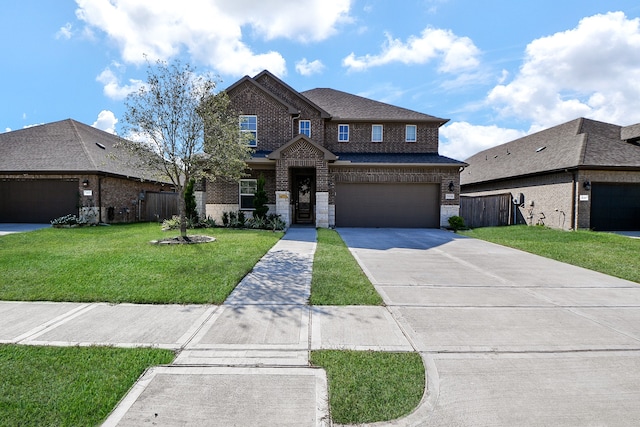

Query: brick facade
207;71;463;228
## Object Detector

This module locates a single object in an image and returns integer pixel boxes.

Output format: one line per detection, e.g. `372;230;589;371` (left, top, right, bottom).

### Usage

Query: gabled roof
462;118;640;185
267;135;337;161
302;88;448;125
0;119;169;182
253;70;331;119
225;75;299;115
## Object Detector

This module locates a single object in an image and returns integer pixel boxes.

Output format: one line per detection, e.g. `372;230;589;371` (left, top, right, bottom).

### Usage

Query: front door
293;171;315;224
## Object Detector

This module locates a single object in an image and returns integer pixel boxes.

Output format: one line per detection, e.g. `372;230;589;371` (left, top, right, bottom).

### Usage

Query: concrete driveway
338;228;640;426
0;223;50;235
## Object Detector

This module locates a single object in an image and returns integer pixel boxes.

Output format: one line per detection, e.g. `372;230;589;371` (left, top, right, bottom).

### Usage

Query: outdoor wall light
82;179;89;187
448;181;455;192
583;180;591;191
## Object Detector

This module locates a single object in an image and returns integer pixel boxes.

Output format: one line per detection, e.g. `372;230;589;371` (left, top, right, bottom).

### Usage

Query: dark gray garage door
0;180;78;223
591;183;640;231
335;183;440;228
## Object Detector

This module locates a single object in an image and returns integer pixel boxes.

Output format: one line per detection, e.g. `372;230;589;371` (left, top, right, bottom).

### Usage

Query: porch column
315;191;329;228
276;191;291;228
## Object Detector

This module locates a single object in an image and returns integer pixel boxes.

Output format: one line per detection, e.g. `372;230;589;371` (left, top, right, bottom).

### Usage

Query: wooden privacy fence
145;192;179;222
460;193;512;228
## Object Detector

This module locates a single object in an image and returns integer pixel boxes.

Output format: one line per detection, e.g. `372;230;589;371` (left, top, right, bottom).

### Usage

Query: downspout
98;175;103;223
570;171;576;230
291;113;300;138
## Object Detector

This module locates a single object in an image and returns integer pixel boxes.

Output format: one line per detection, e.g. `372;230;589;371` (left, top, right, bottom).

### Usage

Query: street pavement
2;226;640;425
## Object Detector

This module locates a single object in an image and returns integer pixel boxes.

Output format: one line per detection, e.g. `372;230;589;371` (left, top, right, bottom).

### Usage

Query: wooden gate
460;193;512;228
145;192;179;222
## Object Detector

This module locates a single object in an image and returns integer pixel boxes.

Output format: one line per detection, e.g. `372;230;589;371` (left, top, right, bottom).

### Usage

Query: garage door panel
591;183;640;231
336;183;439;228
0;180;78;223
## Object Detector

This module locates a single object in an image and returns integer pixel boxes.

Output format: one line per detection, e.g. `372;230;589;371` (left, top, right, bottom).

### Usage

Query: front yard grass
0;223;282;304
311;350;425;424
461;225;640;283
0;345;174;427
310;228;383;305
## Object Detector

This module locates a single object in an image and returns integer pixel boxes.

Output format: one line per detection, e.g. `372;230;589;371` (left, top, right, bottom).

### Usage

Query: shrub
253;174;269;220
448;215;466;233
161;215;181;231
222;212;229;227
184;178;199;222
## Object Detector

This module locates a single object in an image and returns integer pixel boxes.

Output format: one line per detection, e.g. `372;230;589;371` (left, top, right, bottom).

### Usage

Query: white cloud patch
92;110;118;134
295;58;325;76
74;0;352;77
487;12;640;129
440;121;526;161
96;65;144;100
343;27;480;73
56;23;73;40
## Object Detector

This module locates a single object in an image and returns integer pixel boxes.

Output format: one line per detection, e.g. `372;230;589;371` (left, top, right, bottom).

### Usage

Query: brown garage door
0;179;78;223
335;183;440;228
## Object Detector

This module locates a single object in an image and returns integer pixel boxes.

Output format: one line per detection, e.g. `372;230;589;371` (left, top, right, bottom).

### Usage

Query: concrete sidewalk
0;226;412;426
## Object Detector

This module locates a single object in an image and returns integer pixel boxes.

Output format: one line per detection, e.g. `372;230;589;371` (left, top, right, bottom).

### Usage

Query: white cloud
92;110;118;134
487;12;640;129
343;27;480;73
295;58;325;76
56;23;73;40
75;0;352;77
96;66;144;100
440;121;526;161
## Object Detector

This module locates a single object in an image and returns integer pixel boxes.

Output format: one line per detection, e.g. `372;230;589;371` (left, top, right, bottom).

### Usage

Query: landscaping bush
221;211;286;231
448;215;466;232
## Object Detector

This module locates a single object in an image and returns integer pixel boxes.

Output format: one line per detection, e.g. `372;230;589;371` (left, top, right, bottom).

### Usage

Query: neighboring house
0;119;177;224
461;118;640;231
206;70;464;228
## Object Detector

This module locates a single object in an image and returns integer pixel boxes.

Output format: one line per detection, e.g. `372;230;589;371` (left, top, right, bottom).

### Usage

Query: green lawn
0;345;174;427
0;223;282;304
311;350;425;424
461;226;640;283
310;228;383;305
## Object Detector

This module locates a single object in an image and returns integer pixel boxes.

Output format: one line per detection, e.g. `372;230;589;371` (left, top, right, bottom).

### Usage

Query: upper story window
239;179;257;210
239;115;257;147
371;124;383;142
405;125;417;142
338;124;349;142
299;120;311;137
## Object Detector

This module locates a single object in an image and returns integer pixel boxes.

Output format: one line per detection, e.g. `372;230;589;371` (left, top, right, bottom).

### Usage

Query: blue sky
2;0;640;160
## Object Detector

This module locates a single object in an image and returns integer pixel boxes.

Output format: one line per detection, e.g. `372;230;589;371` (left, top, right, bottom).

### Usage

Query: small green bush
448;215;466;232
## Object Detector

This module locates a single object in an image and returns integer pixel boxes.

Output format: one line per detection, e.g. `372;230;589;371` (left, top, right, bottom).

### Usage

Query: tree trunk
177;185;187;238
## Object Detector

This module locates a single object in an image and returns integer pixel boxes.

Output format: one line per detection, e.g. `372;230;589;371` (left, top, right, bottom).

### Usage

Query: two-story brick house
206;70;465;228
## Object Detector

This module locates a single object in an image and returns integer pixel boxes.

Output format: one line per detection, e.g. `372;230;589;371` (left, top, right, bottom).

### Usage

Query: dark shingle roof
0;119;169;182
302;88;448;124
335;152;464;165
461;118;640;185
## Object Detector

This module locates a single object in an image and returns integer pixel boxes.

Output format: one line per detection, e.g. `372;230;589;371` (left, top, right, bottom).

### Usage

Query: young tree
120;59;252;238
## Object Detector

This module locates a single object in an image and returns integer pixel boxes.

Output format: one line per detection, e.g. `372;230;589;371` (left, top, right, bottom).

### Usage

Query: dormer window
239;115;257;147
299;120;311;137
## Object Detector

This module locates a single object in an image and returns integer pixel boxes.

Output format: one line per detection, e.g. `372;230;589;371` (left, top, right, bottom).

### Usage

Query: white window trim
338;124;349;142
405;124;417;142
371;124;383;142
239;179;257;210
239;115;257;147
299;120;311;138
